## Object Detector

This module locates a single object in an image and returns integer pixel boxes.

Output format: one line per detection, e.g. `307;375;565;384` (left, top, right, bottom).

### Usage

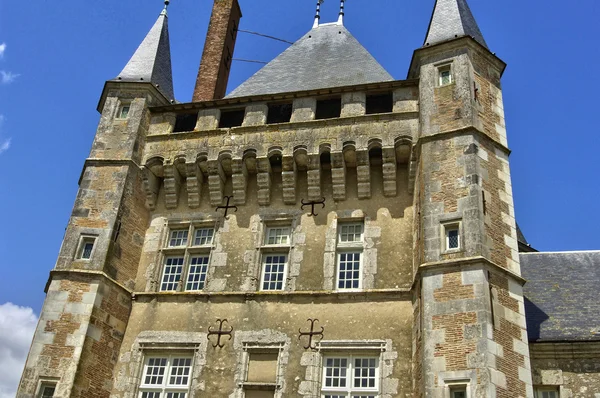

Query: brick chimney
193;0;242;102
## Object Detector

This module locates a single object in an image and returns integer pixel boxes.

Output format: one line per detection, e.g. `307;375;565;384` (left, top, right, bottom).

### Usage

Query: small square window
39;383;56;398
265;227;291;246
168;230;189;247
444;224;461;251
117;105;130;119
450;386;467;398
338;223;363;243
535;388;559;398
77;236;96;260
193;228;214;246
261;254;287;291
439;65;452;86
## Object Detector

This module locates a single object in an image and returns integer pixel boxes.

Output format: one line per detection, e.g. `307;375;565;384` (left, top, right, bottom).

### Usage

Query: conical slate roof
424;0;488;49
227;23;393;98
117;9;174;100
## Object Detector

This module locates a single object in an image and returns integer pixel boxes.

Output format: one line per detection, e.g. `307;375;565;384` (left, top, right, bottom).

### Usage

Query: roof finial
161;0;170;16
313;0;324;29
337;0;345;25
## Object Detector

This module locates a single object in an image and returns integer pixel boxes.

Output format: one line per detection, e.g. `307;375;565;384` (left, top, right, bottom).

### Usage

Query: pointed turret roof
424;0;488;49
117;7;174;100
227;24;393;98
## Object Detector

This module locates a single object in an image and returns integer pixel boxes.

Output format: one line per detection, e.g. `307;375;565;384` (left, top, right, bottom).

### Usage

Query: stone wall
531;343;600;398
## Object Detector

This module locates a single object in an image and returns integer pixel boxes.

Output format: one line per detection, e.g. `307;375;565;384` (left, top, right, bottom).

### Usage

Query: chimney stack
193;0;242;102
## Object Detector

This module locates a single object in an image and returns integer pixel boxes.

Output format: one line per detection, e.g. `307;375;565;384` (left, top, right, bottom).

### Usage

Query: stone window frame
335;219;365;291
116;101;132;120
74;234;98;261
439;371;475;398
251;214;300;292
138;353;194;397
124;332;207;398
323;212;378;291
231;330;292;398
35;378;59;398
440;218;463;254
155;219;220;293
534;386;560;398
321;354;380;397
436;62;454;87
299;340;394;398
239;342;286;391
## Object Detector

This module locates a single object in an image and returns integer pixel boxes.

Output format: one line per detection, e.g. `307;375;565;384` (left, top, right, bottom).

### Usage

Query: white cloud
0;139;10;155
0;303;38;398
0;43;5;58
0;114;10;155
0;71;19;84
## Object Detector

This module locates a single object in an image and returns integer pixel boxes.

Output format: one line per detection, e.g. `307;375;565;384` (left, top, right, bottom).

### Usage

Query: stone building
16;0;600;397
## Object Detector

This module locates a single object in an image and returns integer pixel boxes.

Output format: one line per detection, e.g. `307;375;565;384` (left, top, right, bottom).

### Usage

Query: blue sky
0;0;599;315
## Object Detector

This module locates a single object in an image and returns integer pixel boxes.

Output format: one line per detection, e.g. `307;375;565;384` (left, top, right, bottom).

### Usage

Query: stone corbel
382;147;397;197
163;162;182;209
207;160;226;206
282;155;297;205
356;149;371;199
231;158;248;205
256;157;272;206
307;154;321;201
142;168;160;210
331;151;346;201
185;162;203;208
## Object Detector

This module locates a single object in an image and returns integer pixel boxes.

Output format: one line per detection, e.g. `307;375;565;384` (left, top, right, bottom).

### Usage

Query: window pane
353;358;377;389
144;358;168;385
169;230;188;247
193;228;214;246
169;358;192;386
82;242;94;259
166;393;186;398
324;358;347;388
186;256;209;291
262;255;287;291
266;227;290;245
119;106;130;119
338;252;361;289
141;392;161;398
161;258;184;291
339;224;362;243
447;229;459;249
41;386;56;398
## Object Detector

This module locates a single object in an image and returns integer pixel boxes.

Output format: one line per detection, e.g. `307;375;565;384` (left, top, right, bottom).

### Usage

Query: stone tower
18;1;536;397
409;0;533;396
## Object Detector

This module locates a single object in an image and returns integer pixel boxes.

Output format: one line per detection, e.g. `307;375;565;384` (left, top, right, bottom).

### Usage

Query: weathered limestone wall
111;298;412;398
531;343;600;398
18;275;130;398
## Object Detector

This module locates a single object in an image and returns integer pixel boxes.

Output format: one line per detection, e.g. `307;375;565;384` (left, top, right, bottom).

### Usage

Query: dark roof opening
369;146;383;166
269;154;282;173
219;109;245;128
267;103;293;124
173;112;198;133
315;97;342;120
366;93;394;115
320;151;331;170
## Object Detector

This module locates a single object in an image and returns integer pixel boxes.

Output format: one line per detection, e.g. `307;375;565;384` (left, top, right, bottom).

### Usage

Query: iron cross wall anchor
207;319;233;348
216;196;238;218
298;319;325;350
301;197;326;217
